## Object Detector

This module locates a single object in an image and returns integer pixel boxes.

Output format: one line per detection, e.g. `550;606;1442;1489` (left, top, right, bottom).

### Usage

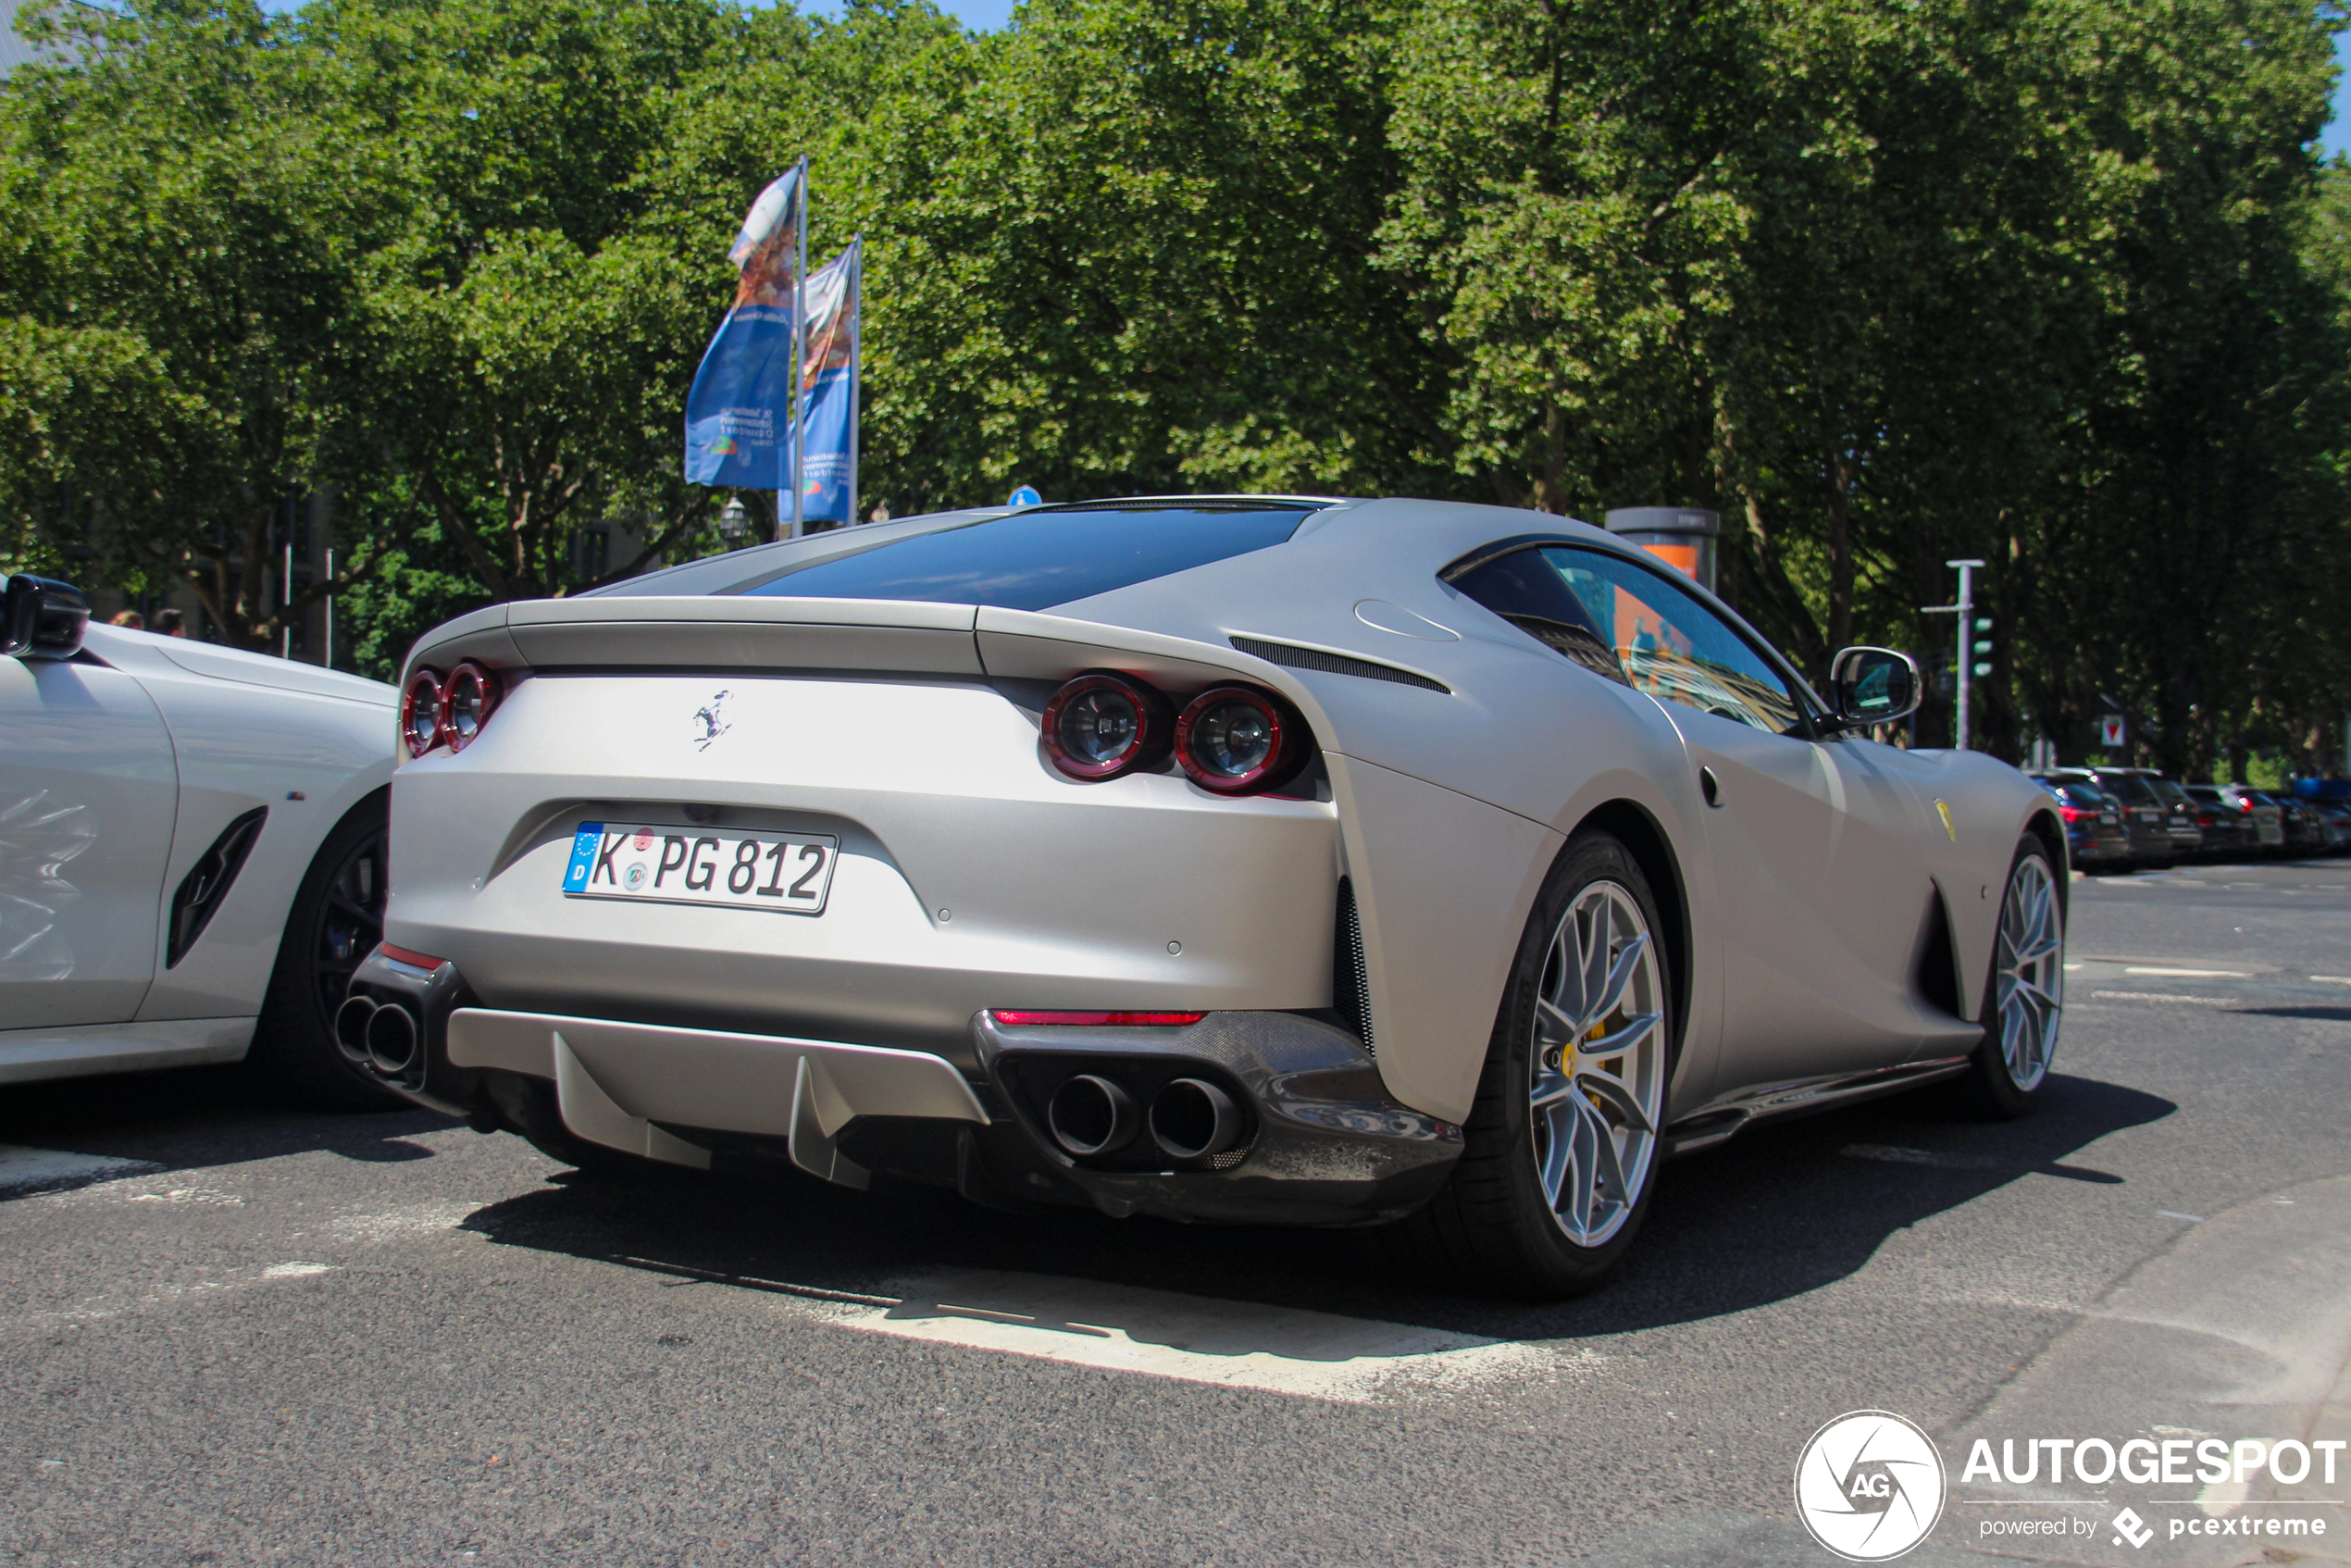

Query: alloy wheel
1994;853;2063;1091
309;826;387;1036
1529;880;1666;1248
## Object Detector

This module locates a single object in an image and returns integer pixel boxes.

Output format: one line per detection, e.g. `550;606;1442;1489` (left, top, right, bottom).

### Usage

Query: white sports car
0;575;401;1105
353;497;2065;1295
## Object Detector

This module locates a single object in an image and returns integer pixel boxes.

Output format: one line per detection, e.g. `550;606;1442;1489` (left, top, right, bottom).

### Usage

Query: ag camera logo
1795;1411;1947;1561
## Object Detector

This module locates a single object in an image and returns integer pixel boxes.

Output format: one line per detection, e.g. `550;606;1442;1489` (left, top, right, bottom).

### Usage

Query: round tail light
400;667;444;757
437;661;502;753
1175;685;1310;795
1040;672;1171;781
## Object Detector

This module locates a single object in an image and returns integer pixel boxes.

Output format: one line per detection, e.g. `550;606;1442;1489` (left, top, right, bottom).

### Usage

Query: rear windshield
737;503;1314;611
2051;782;2113;808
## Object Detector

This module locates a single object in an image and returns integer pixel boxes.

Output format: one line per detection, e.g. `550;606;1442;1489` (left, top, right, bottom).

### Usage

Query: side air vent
1916;886;1961;1017
1231;637;1449;694
166;807;267;968
1335;877;1374;1055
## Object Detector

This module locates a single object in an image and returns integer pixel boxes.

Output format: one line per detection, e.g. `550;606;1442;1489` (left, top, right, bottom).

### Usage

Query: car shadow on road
0;1062;453;1198
454;1070;2172;1341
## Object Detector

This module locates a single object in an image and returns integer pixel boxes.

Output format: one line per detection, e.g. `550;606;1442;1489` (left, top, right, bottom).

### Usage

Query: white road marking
2089;990;2237;1006
0;1144;162;1194
2157;1211;2206;1222
327;1199;477;1243
262;1262;334;1278
2310;976;2351;985
2124;965;2250;978
782;1268;1573;1404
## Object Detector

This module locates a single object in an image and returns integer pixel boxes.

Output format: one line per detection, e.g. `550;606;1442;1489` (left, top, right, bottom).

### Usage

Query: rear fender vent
1231;637;1449;694
167;807;267;968
1335;877;1374;1054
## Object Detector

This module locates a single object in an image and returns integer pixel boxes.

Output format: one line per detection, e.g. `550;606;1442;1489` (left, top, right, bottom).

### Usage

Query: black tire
1951;836;2065;1119
249;792;407;1111
1396;830;1676;1299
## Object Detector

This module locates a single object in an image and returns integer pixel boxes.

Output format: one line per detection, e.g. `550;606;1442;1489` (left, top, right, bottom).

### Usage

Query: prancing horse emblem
692;690;733;751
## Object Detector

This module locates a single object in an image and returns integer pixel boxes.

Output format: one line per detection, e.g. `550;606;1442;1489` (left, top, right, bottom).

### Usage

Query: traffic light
1971;616;1994;678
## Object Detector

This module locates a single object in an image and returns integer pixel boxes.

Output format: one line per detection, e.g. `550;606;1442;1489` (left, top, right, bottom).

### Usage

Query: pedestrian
152;607;187;637
109;609;145;629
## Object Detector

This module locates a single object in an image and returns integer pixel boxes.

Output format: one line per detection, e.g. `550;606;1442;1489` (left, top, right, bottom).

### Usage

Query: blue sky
807;0;1015;27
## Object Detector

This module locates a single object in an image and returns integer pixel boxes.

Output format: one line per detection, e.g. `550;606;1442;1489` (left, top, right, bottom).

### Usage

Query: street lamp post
1922;558;1987;751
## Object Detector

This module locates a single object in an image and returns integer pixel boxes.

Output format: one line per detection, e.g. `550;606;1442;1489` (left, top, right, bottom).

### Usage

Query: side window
1449;542;1807;734
1445;549;1633;686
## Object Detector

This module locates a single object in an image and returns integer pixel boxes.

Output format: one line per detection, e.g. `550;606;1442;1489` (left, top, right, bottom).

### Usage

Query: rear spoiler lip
404;597;981;686
402;599;1302;714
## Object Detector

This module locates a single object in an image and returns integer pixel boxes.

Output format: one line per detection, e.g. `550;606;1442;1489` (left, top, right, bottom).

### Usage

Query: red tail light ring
1040;672;1173;781
400;667;445;757
437;661;502;753
1175;684;1311;795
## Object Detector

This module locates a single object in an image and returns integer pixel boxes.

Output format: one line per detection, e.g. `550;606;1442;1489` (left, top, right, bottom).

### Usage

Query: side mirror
1;574;92;662
1826;645;1922;731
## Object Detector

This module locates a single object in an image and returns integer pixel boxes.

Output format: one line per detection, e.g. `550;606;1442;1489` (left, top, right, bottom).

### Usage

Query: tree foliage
1;0;2345;776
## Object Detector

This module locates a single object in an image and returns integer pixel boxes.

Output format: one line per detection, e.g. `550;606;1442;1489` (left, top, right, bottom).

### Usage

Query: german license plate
560;821;837;915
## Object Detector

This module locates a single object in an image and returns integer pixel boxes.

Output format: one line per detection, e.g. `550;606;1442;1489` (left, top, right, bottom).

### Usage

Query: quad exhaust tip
1148;1077;1241;1161
333;994;422;1078
1047;1074;1138;1157
1047;1072;1244;1164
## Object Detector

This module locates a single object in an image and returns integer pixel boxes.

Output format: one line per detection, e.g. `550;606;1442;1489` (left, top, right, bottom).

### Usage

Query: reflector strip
379;943;450;972
990;1010;1205;1027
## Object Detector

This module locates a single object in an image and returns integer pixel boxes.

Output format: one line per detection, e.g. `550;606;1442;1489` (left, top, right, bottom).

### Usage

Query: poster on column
796;238;861;525
683;168;803;488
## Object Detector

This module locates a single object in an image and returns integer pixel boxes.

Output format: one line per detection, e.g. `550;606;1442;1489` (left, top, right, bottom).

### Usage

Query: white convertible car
0;575;401;1105
350;498;2065;1295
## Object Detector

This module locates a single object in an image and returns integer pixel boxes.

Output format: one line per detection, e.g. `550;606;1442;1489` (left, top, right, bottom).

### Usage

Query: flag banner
797;238;861;525
683;167;803;488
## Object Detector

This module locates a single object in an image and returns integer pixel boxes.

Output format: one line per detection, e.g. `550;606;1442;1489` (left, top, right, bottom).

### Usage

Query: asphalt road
4;857;2347;1568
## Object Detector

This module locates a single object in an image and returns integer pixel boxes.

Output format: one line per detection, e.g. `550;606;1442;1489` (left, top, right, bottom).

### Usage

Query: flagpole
788;155;808;541
846;234;862;527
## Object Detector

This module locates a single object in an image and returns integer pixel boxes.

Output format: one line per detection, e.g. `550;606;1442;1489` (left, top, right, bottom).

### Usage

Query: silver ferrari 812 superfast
348;496;2064;1295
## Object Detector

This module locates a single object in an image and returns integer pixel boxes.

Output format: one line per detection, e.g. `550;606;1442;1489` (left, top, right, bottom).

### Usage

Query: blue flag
796;239;862;525
684;168;803;488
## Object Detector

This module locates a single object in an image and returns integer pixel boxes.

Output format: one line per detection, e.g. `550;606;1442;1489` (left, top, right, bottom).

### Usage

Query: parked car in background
2270;791;2330;857
2182;785;2256;858
2039;767;2180;867
2036;777;2133;869
2205;783;2286;851
2312;800;2351;852
2140;776;2208;860
0;574;401;1104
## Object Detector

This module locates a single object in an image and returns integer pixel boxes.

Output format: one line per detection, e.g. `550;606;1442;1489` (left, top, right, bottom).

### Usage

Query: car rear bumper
343;950;1460;1226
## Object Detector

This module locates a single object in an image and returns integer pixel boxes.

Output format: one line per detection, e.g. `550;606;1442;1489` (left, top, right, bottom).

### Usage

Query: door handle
1699;765;1722;807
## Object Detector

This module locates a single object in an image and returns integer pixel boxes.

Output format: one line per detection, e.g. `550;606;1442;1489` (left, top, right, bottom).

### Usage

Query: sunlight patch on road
785;1268;1574;1404
0;1144;162;1195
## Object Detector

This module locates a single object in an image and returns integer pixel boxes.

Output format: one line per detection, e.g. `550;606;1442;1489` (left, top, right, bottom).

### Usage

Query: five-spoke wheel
1401;829;1673;1297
